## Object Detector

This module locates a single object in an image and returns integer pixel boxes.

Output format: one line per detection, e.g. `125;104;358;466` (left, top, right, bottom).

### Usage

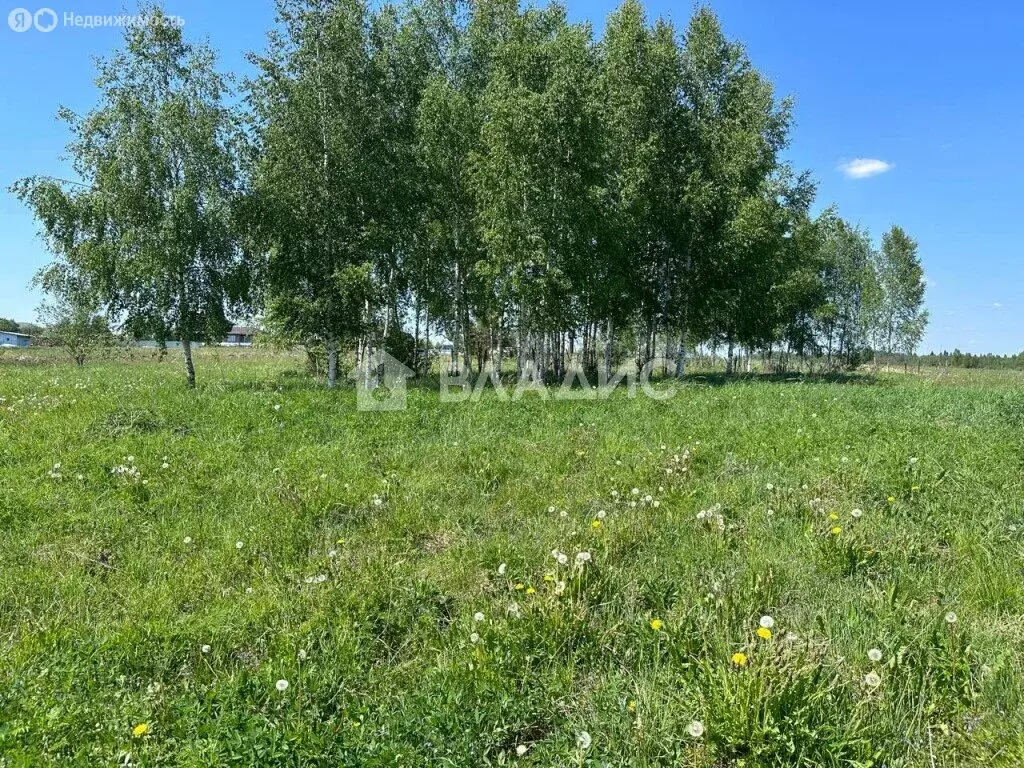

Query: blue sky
1;0;1022;353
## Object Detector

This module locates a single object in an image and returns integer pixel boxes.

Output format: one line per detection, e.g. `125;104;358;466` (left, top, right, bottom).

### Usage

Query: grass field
3;351;1024;766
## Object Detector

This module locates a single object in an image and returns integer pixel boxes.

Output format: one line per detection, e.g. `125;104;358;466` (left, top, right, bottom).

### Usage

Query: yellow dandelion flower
831;526;842;535
887;496;896;504
591;520;602;529
514;582;525;590
132;723;149;738
828;513;839;521
756;627;772;640
650;618;663;631
911;485;920;491
731;652;748;667
543;573;555;582
526;586;536;595
627;700;637;713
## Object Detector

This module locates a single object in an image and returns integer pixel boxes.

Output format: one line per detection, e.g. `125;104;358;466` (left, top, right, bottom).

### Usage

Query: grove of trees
13;0;928;387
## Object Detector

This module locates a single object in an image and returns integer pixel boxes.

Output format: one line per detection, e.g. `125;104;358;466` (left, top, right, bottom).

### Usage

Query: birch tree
13;7;247;388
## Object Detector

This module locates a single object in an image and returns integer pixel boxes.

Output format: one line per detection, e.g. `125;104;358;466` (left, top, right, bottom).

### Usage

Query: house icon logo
350;349;414;411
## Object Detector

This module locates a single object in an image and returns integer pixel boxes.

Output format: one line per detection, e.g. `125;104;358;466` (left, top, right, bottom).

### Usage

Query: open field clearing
3;353;1024;766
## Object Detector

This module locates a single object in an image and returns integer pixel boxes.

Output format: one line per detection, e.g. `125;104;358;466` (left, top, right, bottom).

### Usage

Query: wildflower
235;541;244;549
474;611;485;622
911;485;920;491
627;700;636;712
887;496;896;504
525;586;536;595
687;720;704;738
498;563;507;576
596;510;607;519
868;648;883;662
631;488;639;495
554;581;566;596
756;627;772;640
759;615;774;629
548;506;556;513
516;744;528;756
297;649;308;661
183;536;192;545
161;462;170;470
851;508;863;518
831;526;842;535
544;573;556;583
273;404;281;411
650;618;663;631
829;513;839;521
945;611;958;625
909;457;919;464
765;483;774;490
592;520;602;529
469;632;480;644
201;644;211;654
556;552;569;566
132;723;149;738
652;500;660;507
575;551;591;564
276;679;289;692
644;494;652;503
731;652;748;667
514;582;525;590
577;731;592;750
863;672;881;687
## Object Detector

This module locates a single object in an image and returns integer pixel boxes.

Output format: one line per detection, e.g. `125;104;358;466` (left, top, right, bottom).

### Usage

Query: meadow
2;350;1024;766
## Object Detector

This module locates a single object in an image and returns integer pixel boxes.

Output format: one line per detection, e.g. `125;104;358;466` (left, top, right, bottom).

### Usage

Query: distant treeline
917;350;1024;370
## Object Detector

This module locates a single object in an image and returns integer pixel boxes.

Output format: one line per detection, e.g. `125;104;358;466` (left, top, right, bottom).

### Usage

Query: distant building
0;331;31;348
222;326;257;346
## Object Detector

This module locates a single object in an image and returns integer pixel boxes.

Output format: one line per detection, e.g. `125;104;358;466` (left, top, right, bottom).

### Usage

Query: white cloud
992;302;1003;309
838;158;894;179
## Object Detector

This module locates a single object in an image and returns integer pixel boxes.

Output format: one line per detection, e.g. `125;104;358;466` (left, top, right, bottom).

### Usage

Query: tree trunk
327;336;339;389
604;319;613;380
182;338;196;389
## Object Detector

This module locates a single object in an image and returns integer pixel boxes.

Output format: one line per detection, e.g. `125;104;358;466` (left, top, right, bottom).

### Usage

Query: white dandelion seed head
276;679;289;691
576;731;592;749
851;508;863;518
273;404;281;411
652;500;660;508
473;611;485;622
548;506;556;513
765;483;774;491
631;488;640;495
759;615;774;629
576;551;591;564
516;744;528;756
161;462;170;470
868;648;883;662
201;644;211;654
183;536;192;545
498;563;507;576
469;632;480;644
235;541;244;549
297;649;308;661
687;720;704;738
863;672;881;687
610;489;619;497
554;581;566;595
945;611;958;625
597;510;607;519
909;457;918;464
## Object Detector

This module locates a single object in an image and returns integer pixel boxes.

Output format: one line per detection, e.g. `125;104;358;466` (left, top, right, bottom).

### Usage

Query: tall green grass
2;351;1023;766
